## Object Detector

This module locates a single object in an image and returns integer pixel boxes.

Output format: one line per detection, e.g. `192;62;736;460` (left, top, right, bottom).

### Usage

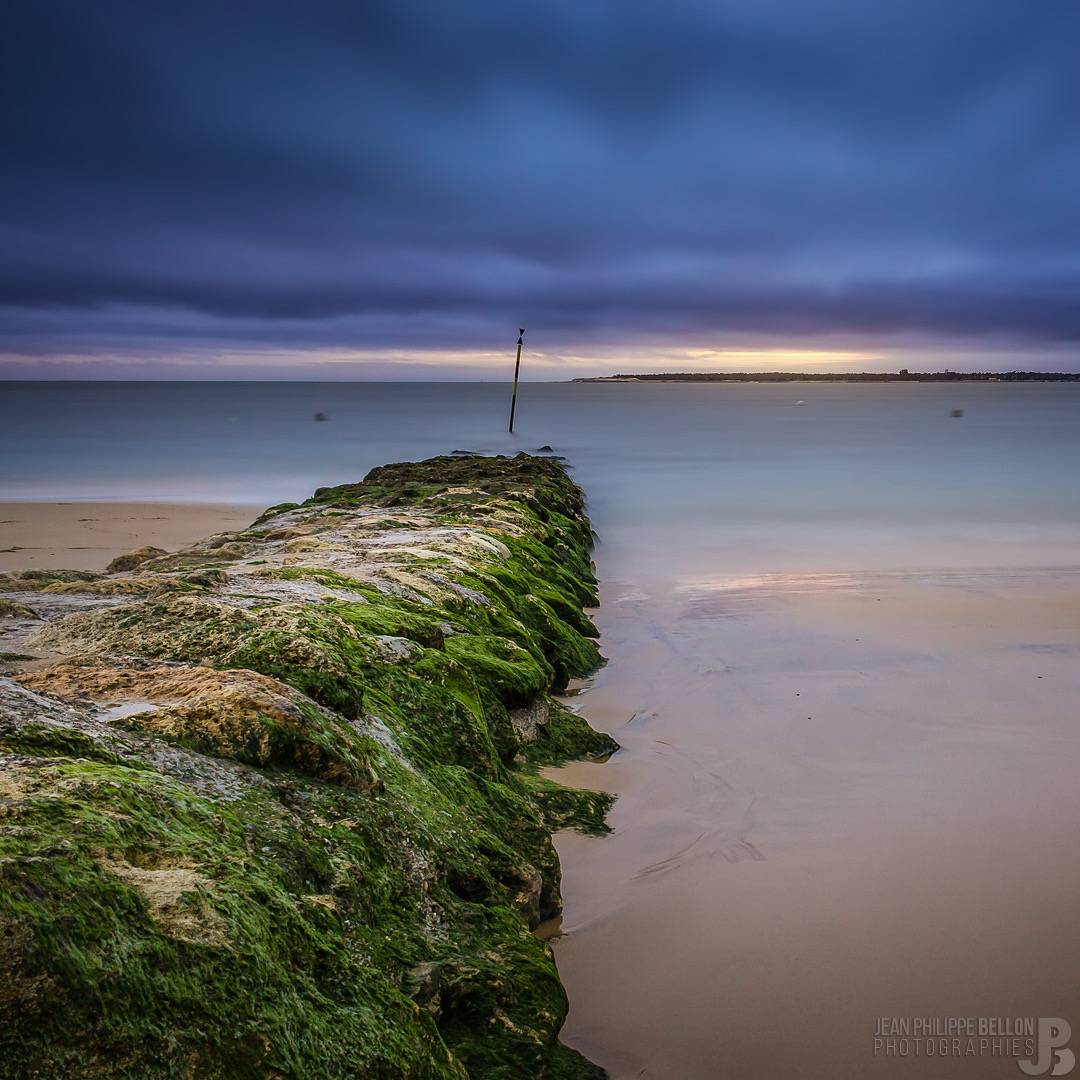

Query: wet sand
550;568;1080;1078
0;502;257;571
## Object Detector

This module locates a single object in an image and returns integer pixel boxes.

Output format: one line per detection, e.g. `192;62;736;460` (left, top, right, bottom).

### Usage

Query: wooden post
508;328;525;433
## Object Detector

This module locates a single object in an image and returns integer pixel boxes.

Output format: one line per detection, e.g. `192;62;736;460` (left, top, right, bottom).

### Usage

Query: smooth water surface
4;381;1080;577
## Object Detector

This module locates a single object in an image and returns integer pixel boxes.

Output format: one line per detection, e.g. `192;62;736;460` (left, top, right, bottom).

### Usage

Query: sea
4;379;1080;578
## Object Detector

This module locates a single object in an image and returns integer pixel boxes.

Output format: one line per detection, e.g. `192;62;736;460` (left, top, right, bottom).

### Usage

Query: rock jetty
0;453;616;1078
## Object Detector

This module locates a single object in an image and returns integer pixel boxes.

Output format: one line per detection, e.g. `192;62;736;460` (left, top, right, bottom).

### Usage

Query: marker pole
508;328;525;433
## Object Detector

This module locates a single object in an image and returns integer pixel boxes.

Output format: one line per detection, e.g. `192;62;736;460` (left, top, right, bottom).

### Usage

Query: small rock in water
535;444;555;453
950;408;964;418
313;412;329;422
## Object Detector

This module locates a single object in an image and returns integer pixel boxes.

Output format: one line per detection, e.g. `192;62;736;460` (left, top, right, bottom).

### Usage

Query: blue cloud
2;0;1080;367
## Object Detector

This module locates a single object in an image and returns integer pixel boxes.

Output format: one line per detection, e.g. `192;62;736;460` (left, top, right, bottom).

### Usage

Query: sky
2;0;1079;380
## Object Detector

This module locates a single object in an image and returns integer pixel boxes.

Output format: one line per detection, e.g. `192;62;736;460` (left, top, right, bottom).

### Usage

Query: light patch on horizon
681;349;886;369
162;346;890;371
0;343;891;377
2;339;1075;381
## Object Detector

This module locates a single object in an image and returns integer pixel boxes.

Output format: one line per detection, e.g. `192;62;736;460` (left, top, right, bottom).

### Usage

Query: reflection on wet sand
549;570;1080;1079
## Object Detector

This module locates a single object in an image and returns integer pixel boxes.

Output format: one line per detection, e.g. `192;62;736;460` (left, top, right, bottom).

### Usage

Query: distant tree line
573;371;1080;383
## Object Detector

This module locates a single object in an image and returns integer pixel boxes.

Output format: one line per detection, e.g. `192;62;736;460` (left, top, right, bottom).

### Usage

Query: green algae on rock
0;453;616;1079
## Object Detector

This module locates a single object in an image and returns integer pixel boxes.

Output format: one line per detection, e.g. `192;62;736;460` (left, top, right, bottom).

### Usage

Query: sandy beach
549;567;1080;1078
0;502;258;572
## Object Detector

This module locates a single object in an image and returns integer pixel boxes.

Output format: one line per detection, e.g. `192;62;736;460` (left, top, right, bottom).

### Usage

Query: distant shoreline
572;371;1080;383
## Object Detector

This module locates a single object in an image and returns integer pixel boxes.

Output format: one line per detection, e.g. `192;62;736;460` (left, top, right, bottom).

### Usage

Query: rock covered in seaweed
0;453;616;1079
104;544;169;573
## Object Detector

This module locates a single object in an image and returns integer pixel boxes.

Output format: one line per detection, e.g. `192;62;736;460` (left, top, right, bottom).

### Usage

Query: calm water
3;380;1080;578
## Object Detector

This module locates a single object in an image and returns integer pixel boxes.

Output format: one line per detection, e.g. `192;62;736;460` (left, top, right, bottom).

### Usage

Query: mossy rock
0;598;40;619
17;662;379;788
104;545;168;573
0;569;101;592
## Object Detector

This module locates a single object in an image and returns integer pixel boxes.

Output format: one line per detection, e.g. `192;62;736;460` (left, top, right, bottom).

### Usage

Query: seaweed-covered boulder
15;662;379;788
104;545;168;573
0;599;39;620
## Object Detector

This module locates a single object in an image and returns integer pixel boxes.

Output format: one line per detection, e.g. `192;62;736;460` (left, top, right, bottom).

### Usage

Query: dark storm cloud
2;0;1080;366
